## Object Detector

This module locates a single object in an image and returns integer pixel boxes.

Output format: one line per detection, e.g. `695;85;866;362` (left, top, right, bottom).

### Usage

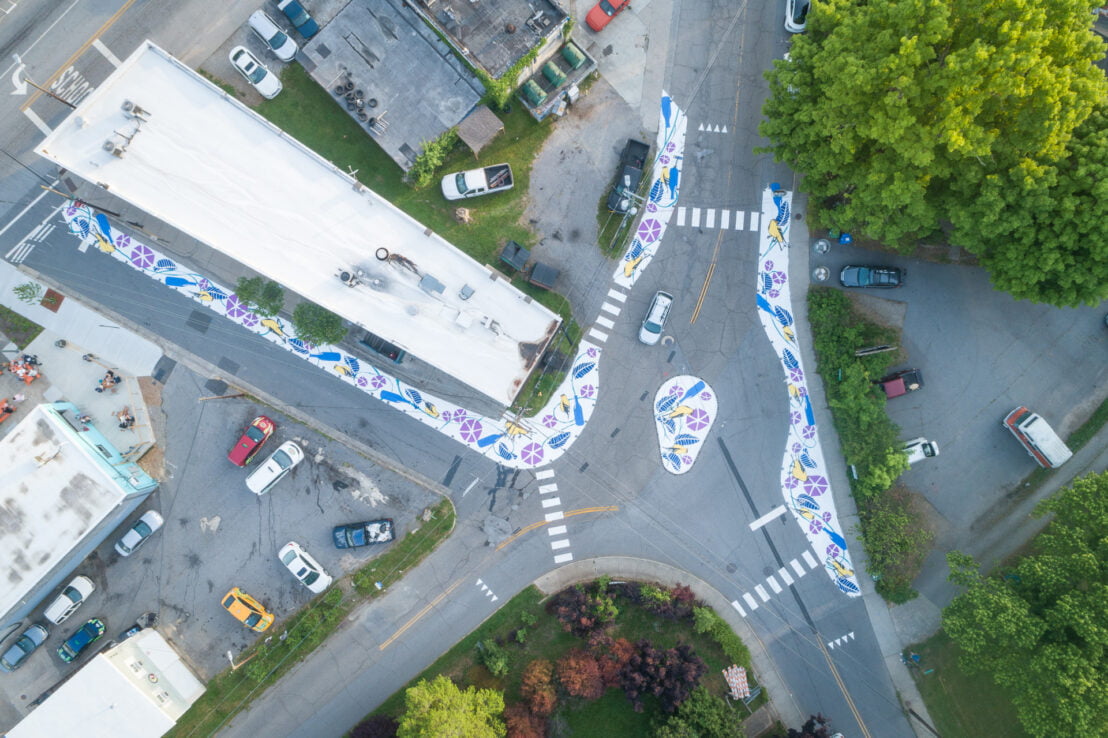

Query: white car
246;441;304;495
248;10;298;62
903;437;940;465
115;510;165;557
785;0;811;33
229;46;283;99
639;291;674;345
44;575;95;624
278;541;333;593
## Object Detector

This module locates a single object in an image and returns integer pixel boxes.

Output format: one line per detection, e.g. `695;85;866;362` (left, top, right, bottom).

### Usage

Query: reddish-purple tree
556;649;605;700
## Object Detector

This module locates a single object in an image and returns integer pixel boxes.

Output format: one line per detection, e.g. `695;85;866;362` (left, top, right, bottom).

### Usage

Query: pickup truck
877;368;923;399
441;163;514;200
277;0;319;38
607;138;651;213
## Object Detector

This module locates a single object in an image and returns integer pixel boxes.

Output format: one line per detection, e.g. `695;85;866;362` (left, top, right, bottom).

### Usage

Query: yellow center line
20;0;140;112
380;506;619;650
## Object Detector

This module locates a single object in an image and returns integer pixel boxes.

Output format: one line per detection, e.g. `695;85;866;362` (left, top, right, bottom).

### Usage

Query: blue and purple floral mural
653;376;717;474
61;204;598;470
755;186;860;597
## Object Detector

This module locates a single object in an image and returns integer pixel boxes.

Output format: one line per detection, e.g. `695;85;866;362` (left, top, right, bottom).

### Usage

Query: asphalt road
0;1;1105;737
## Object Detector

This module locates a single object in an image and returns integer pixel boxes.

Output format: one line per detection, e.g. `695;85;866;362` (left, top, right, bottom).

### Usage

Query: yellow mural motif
767;218;784;245
421;402;440;419
260;318;287;339
791;457;808;482
504;420;530;437
94;233;115;253
334;364;352;376
197;290;214;302
623;253;645;277
828;558;854;578
558;394;572;416
663;404;694;419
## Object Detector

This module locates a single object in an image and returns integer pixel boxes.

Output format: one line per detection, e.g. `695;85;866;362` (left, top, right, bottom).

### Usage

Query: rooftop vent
121;100;150;121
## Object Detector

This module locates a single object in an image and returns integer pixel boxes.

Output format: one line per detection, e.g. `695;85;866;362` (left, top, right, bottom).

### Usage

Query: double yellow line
20;0;139;112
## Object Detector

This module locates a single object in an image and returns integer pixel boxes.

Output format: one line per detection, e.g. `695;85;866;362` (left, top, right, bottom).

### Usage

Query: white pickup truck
441;163;514;200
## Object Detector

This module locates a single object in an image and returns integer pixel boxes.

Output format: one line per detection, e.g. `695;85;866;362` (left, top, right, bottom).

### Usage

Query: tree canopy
397;675;506;738
761;0;1108;305
942;472;1108;737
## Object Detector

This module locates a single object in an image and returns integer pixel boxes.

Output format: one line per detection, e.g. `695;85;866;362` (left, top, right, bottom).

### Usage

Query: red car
586;0;631;31
228;415;275;466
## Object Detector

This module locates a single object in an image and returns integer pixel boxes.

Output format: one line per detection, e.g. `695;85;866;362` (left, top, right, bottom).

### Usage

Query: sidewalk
0;259;162;457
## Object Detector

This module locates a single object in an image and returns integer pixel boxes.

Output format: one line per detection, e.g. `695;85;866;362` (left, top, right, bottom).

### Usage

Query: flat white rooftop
0;406;125;619
37;41;559;404
7;629;204;738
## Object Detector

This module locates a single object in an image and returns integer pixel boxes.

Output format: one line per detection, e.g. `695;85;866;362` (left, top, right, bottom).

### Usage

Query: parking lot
0;361;440;728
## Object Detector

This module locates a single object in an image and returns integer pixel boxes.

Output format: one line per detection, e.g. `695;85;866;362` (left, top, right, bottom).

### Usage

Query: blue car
277;0;320;38
57;618;105;663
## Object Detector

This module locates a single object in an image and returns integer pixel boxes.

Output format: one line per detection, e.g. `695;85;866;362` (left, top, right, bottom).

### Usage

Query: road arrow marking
10;54;26;95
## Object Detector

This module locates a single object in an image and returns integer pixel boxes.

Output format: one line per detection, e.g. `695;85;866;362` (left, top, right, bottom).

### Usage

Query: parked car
246;440;304;495
586;0;632;31
229;46;283;99
228;415;275;466
221;588;274;632
839;265;904;288
114;510;164;557
277;0;320;38
278;541;333;593
332;518;395;549
903;437;940;464
785;0;811;33
877;368;923;399
638;291;674;345
56;618;105;663
44;575;95;625
248;10;299;62
0;624;48;672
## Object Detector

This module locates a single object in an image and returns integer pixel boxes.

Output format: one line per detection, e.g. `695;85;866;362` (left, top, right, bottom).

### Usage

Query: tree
655;687;744;738
586;632;635;687
519;659;557;717
351;715;399;738
760;0;1108;305
942;472;1108;737
502;704;545;738
233;276;285;317
291;301;347;346
618;640;706;714
397;675;506;738
556;649;604;700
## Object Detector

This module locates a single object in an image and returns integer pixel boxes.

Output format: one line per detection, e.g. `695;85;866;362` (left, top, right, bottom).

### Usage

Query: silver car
115;510;165;557
639;291;674;345
248;10;299;62
0;624;49;672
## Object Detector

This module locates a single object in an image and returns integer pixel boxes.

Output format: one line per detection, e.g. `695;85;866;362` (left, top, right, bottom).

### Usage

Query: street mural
652;376;717;474
59;204;598;470
756;185;860;597
613;91;687;289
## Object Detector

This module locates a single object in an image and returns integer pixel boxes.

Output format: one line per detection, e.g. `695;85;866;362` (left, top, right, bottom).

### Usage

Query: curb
534;556;804;731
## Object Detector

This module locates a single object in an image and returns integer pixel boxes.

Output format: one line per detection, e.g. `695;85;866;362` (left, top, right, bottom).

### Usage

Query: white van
1003;407;1073;469
43;575;95;625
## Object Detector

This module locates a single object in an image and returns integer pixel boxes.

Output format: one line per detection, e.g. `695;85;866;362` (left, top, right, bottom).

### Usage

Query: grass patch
909;630;1029;738
0;305;43;348
367;580;758;735
257;64;556;265
166;500;455;738
1065;393;1108;451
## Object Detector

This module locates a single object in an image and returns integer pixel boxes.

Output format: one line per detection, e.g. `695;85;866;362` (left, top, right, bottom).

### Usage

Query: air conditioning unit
121;100;150;121
102;140;125;158
338;268;363;287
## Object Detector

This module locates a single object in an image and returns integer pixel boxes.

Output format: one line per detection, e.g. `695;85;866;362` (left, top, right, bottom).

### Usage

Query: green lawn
910;630;1029;738
368;582;757;734
0;304;43;348
258;64;554;265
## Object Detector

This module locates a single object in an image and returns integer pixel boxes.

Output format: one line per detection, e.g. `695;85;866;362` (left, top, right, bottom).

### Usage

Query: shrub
548;583;618;637
13;281;43;305
351;714;400;738
520;660;557;717
478;640;510;677
556;649;604;700
291;301;347;346
587;632;635;687
860;486;933;603
504;703;545;738
233;276;285;317
691;607;751;668
408;129;459;189
619;640;706;714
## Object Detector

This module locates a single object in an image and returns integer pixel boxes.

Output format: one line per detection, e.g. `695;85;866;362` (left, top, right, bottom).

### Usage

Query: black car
839;265;904;288
332;519;395;549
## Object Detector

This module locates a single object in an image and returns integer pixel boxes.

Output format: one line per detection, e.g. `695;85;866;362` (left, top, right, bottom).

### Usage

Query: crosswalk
730;549;823;617
674;206;761;232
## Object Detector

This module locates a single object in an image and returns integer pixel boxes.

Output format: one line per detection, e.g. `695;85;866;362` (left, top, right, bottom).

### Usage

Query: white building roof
7;629;204;738
0;406;128;620
36;41;560;404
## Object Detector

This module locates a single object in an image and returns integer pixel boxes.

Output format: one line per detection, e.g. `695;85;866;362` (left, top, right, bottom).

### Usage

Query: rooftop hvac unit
338;268;364;287
102;140;125;158
121;100;151;120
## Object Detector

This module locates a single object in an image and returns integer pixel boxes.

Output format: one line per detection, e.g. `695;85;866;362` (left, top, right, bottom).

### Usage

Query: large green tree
397;675;506;738
761;0;1108;304
942;472;1108;737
